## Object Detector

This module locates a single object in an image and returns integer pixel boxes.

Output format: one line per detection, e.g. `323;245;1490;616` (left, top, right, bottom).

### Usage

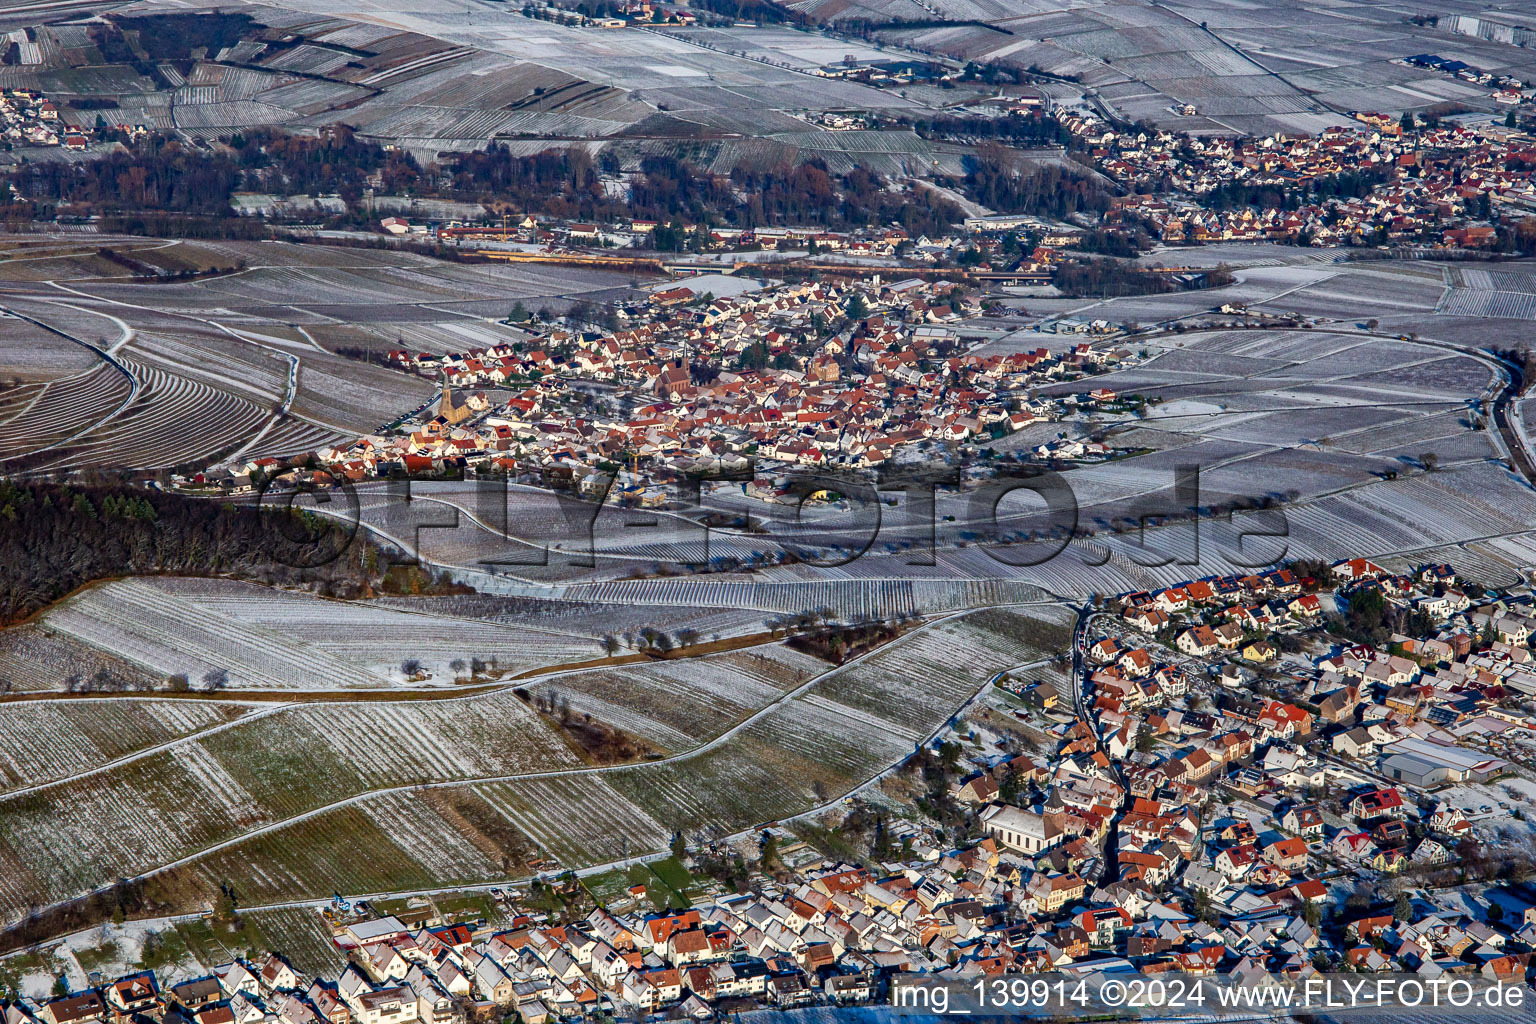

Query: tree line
0;481;387;626
2;131;962;239
957;151;1112;219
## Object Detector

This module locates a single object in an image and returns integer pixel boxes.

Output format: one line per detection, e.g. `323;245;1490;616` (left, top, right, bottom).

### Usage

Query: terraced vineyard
533;645;827;752
0;693;583;923
94;603;1074;909
0;699;251;793
0;363;133;464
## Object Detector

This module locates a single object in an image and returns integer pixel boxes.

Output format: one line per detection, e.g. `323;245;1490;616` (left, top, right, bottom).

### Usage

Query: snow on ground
649;274;762;298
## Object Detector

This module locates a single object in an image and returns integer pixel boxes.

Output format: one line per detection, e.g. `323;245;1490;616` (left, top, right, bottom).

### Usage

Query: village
182;275;1136;499
1068;110;1536;250
12;0;1536;1018
0;88;93;151
358;105;1536;260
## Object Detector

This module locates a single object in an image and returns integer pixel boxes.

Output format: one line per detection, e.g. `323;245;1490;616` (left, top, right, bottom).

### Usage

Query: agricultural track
0;304;139;468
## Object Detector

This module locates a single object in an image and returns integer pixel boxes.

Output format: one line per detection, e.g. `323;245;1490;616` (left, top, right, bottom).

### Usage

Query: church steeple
438;370;470;426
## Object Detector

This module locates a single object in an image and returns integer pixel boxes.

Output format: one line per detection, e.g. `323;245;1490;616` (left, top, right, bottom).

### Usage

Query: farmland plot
812;608;1073;734
239;907;345;977
147;578;597;680
27;358;269;474
0;624;162;692
374;595;768;643
42;580;396;690
359;791;504;880
0;364;132;460
188;805;487;907
0;319;100;382
536;647;821;750
0;606;1074;913
0;754;269;920
0;691;580;921
198;694;584;819
0;700;248;792
474;775;670;867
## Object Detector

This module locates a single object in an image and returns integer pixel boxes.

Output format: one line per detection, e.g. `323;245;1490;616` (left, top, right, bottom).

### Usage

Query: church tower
438;370;470;426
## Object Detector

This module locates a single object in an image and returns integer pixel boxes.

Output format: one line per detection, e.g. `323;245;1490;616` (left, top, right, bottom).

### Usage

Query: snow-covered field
40;577;597;689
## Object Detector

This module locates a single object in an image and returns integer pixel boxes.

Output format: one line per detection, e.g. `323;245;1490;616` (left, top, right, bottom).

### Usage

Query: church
436;372;474;427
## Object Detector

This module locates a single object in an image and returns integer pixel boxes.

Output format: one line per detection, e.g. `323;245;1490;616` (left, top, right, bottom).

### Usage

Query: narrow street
1070;606;1129;882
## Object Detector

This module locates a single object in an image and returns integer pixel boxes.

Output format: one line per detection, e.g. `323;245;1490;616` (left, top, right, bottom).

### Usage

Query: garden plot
0;700;247;793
